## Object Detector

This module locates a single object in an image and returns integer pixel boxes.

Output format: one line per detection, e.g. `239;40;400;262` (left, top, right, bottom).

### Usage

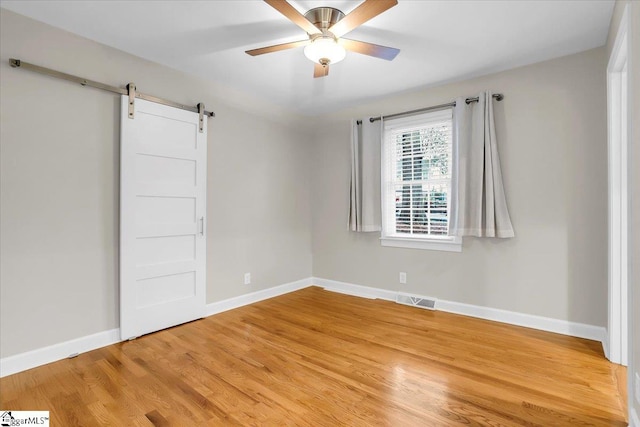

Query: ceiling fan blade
314;63;329;78
246;40;309;56
264;0;321;35
328;0;398;38
339;38;400;61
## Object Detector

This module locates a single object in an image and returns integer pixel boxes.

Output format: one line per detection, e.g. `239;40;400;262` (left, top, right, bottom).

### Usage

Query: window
381;109;461;251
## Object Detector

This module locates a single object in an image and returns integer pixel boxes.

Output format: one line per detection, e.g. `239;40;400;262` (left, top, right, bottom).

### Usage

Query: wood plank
0;287;627;426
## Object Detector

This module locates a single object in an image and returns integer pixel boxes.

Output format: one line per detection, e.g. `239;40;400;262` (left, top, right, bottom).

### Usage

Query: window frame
380;108;462;252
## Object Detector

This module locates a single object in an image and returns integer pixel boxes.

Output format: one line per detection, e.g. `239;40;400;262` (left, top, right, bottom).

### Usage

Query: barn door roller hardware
127;82;136;119
9;58;214;133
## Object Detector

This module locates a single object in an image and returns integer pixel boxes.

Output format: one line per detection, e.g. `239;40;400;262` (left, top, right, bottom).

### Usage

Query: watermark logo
0;411;49;426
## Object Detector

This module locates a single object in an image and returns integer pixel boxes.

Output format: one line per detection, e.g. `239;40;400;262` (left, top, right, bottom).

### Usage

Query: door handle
199;216;205;236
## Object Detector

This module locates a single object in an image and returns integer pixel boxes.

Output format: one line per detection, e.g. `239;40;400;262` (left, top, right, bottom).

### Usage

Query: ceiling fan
246;0;400;78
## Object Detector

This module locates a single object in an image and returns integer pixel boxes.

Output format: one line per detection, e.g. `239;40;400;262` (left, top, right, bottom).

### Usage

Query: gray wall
0;10;312;358
607;0;640;419
310;47;608;327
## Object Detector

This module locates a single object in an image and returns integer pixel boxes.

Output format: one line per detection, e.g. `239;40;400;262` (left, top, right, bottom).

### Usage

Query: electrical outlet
399;272;407;284
244;273;251;285
635;372;640;405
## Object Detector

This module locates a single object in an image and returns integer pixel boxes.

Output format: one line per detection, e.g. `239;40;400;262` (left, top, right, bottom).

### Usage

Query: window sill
380;236;462;252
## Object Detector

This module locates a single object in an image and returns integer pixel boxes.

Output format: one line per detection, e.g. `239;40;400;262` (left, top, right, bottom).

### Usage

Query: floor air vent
396;293;437;310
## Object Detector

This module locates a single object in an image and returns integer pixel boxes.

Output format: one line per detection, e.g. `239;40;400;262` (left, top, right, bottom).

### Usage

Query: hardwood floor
0;286;627;426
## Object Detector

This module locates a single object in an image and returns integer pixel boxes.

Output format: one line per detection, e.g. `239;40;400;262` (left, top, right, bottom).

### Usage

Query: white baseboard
601;330;610;360
312;277;397;300
0;276;608;378
436;299;605;343
205;277;312;316
0;278;314;378
0;328;121;378
631;407;640;427
312;277;606;344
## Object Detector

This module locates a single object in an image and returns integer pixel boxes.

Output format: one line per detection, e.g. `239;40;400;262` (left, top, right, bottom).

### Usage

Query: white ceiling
1;0;614;116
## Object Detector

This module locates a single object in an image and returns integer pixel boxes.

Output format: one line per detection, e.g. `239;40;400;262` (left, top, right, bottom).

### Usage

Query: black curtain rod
356;93;503;125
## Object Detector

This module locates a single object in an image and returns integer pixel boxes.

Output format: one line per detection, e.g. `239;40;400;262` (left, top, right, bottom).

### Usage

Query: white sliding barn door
120;96;207;340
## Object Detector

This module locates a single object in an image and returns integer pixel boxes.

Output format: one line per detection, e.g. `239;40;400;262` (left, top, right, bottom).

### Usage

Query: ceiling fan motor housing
304;7;345;33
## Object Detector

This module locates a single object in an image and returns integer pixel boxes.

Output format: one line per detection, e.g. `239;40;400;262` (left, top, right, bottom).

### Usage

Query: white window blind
381;109;461;251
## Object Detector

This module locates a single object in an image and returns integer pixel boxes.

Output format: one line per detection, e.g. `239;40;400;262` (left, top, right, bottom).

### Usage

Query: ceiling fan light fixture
304;37;346;65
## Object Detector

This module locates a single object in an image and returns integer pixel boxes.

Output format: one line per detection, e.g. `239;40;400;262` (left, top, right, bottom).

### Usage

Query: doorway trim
606;4;630;366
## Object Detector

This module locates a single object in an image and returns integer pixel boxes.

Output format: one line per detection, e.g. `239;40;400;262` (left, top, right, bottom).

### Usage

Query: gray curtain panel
450;92;514;238
349;118;382;232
